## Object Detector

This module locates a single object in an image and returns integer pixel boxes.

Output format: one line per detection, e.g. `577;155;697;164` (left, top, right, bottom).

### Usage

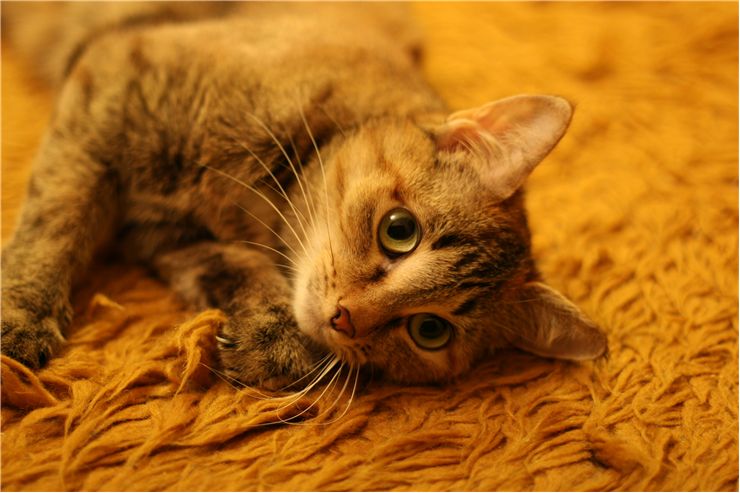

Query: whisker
199;362;280;400
199;362;242;391
205;352;337;403
258;176;313;238
295;99;336;269
458;139;477;157
497;297;547;306
347;366;360;413
272;353;333;392
205;343;361;428
319;105;347;138
201;165;311;258
234;240;299;268
284;358;344;421
228;359;361;429
274;263;300;274
229;200;301;260
275;362;360;427
312;360;352;421
319;364;360;425
286;132;319;228
272;357;343;424
234;138;312;245
248;113;318;235
275;355;339;411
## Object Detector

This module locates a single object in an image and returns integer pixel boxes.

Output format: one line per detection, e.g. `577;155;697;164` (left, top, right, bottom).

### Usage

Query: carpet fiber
2;3;738;491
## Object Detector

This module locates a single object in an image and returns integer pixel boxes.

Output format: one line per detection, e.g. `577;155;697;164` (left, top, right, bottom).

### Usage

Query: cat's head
293;95;607;383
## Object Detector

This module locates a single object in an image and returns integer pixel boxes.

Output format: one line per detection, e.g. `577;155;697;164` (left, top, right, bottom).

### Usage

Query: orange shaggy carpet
2;3;738;491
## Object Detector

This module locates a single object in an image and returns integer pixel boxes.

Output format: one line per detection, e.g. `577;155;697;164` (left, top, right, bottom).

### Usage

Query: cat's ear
435;94;573;201
501;282;607;361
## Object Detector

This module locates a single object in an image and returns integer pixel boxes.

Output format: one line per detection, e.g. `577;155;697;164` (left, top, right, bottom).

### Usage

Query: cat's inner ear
435;94;573;201
501;282;607;361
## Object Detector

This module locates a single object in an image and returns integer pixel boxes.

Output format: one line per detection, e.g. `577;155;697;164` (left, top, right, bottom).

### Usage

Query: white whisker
292;359;343;416
273;353;333;392
235;240;299;268
199;362;278;400
223;358;361;429
319;105;347;138
274;263;300;274
202;165;311;258
234;137;311;244
273;357;343;423
229;200;301;260
286;131;320;231
312;360;352;421
322;364;360;425
275;355;339;411
296;100;336;268
277;362;360;427
248;113;318;234
199;362;242;391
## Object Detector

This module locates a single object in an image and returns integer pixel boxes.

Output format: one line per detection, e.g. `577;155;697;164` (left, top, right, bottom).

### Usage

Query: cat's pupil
387;216;415;240
407;314;451;350
419;318;444;339
378;208;420;256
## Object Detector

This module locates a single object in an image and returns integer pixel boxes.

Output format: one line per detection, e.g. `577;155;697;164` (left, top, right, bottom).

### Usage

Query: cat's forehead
335;119;530;263
345;120;488;205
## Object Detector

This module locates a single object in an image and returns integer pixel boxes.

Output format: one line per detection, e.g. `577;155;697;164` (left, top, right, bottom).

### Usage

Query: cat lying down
1;3;607;388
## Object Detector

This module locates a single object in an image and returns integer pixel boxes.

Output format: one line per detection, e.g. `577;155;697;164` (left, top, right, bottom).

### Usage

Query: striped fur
2;3;605;386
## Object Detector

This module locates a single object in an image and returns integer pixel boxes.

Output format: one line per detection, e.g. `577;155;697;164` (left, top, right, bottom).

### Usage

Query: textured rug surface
2;3;738;491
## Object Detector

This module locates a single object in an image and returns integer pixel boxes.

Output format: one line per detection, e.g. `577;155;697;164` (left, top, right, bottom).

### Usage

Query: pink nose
330;304;355;338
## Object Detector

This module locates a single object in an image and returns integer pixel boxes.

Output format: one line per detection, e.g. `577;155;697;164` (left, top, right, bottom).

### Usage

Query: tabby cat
1;2;607;388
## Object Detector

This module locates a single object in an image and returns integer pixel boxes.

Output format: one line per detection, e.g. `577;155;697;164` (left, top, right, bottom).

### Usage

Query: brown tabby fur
1;2;606;387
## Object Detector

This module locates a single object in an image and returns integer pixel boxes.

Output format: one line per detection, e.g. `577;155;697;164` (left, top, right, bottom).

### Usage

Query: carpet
2;3;738;491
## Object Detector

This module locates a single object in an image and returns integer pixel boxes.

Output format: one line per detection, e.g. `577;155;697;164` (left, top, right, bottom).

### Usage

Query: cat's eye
407;314;452;350
378;208;420;256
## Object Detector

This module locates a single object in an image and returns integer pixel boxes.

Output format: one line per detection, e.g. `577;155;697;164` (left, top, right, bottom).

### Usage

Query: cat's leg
1;136;118;368
151;242;324;389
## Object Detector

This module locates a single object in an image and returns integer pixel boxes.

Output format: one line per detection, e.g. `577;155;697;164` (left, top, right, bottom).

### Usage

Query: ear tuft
501;282;607;361
436;94;573;201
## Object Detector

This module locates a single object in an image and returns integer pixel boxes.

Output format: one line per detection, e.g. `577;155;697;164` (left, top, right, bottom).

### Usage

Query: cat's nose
330;303;355;338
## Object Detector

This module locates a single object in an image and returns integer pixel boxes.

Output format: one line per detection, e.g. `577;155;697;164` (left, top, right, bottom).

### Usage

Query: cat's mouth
293;288;337;344
293;294;367;366
312;317;366;362
292;263;373;367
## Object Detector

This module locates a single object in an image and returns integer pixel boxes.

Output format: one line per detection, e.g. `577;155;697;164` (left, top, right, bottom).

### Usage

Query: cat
1;2;607;388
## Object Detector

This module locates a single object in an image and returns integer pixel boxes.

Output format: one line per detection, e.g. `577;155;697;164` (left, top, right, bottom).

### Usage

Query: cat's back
54;4;436;172
37;3;442;246
5;2;422;89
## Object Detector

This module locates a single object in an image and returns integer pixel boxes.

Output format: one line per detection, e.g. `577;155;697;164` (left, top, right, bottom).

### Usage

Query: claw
215;334;237;348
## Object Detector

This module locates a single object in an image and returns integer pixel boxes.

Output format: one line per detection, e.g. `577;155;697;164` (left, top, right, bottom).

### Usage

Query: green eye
378;208;420;256
408;314;452;350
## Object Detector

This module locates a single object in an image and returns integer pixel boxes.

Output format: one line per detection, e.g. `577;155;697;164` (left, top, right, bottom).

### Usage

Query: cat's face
293;95;607;383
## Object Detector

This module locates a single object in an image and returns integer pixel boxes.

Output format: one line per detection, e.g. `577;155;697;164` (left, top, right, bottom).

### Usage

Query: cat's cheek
292;274;327;346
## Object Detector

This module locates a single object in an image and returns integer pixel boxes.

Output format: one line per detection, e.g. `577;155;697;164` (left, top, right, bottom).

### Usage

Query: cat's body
2;3;607;387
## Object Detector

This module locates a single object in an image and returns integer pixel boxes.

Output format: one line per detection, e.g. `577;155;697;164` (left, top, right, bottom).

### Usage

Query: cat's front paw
1;306;68;369
1;285;72;368
216;306;319;391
